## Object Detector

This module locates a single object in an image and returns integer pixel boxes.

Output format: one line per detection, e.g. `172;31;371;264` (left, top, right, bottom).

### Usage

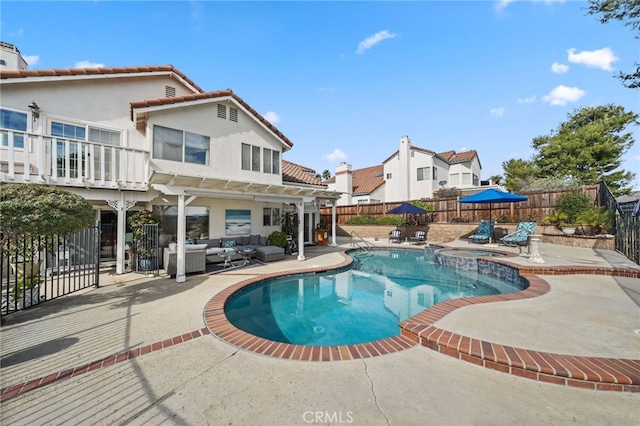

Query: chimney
334;162;353;206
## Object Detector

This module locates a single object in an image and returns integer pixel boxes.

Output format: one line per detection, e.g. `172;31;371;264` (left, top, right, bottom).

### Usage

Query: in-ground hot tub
433;248;508;271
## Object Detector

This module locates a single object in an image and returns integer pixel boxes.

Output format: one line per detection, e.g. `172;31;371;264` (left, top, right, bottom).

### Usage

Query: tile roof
325;165;384;195
0;64;205;92
282;160;325;186
440;149;478;163
0;64;294;148
130;89;293;148
352;165;385;195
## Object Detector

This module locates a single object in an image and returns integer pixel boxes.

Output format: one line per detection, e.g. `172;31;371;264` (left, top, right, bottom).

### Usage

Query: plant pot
138;258;157;272
562;227;576;235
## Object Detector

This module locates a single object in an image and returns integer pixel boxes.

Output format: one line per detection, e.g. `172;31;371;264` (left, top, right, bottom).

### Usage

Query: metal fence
131;223;159;276
1;226;100;317
599;182;639;264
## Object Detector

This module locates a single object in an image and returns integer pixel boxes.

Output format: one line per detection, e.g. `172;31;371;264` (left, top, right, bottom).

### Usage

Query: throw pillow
249;234;260;245
222;240;236;248
259;236;267;246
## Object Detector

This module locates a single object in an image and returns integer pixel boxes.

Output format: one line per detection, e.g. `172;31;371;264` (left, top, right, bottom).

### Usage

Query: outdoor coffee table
239;247;255;265
218;249;237;268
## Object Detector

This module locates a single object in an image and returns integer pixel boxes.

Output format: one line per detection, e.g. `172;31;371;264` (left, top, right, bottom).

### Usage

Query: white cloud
551;62;569;73
494;0;516;12
567;47;619;71
517;95;536;104
263;111;280;124
10;27;24;37
324;148;348;163
356;30;398;55
542;85;586;106
490;107;505;117
74;60;105;68
23;55;39;67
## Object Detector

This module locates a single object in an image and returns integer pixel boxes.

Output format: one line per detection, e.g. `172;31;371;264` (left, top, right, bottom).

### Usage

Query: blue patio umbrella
386;202;428;215
458;188;527;220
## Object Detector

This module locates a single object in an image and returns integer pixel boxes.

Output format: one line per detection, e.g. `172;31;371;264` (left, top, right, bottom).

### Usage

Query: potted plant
576;206;613;235
128;210;160;271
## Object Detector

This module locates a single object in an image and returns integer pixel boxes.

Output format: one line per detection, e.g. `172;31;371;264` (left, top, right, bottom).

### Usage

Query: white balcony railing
0;129;149;190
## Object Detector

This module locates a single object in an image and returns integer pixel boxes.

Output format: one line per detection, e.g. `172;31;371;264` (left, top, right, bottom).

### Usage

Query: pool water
224;249;521;346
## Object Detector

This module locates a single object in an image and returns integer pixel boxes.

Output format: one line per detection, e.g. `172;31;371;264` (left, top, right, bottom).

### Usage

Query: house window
450;173;460;185
230;107;238;122
241;143;251;170
252;145;261;171
217;104;226;119
1;108;27;149
432;167;438;180
52;121;87;178
473;174;479;186
263;148;272;173
417;167;430;181
386;173;392;179
153;125;209;165
263;207;280;226
462;173;471;185
272;150;280;174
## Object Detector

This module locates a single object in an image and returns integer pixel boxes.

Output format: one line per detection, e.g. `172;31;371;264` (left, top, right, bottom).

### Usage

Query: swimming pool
224;248;522;346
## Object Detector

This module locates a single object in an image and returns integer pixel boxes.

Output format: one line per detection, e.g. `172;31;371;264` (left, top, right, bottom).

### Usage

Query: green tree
587;0;640;89
532;104;638;195
501;158;537;192
0;183;95;240
488;175;503;185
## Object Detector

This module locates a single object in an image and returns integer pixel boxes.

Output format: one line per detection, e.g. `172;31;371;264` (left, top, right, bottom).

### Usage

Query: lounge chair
389;229;402;243
500;221;537;252
409;230;426;245
468;220;495;244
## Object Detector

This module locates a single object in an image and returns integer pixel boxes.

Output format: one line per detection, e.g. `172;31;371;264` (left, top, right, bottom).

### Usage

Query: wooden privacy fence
320;185;600;225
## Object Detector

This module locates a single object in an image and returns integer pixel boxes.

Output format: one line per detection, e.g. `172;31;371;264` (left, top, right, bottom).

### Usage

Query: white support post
330;203;338;247
297;201;305;261
108;196;136;275
176;194;186;282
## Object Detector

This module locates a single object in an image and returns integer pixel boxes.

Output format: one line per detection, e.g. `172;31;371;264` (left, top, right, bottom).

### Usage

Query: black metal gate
598;182;640;265
131;223;159;276
1;226;100;317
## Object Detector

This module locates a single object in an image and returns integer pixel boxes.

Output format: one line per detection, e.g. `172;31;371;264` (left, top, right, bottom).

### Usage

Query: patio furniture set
163;235;285;277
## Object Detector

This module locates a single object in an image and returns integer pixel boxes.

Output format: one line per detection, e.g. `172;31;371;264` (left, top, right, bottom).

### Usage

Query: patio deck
1;238;638;425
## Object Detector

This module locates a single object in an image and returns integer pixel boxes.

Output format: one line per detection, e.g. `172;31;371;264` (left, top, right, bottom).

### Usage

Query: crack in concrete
362;359;391;426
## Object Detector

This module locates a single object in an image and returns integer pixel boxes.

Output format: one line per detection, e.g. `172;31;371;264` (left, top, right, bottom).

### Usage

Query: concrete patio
1;238;639;425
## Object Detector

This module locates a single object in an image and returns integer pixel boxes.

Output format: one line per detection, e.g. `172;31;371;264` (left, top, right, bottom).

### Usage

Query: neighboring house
326;135;482;206
616;191;640;215
0;42;339;281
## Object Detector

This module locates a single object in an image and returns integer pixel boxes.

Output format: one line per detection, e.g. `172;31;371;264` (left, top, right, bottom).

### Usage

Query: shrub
496;215;516;223
554;190;593;224
450;217;470;223
268;231;287;248
376;216;405;226
576;207;613;234
345;215;376;225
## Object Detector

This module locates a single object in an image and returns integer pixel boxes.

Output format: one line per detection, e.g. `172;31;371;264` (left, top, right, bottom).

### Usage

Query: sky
2;0;639;190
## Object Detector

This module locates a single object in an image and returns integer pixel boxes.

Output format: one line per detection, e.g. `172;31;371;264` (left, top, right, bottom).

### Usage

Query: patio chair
409;230;426;245
500;221;537;253
389;229;402;244
468;220;495;244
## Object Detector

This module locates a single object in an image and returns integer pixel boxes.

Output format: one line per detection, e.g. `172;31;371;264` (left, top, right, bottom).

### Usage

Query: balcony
0;129;149;191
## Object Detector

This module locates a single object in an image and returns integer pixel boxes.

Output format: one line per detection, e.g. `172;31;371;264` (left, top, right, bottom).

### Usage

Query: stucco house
0;42;339;282
326;135;482;206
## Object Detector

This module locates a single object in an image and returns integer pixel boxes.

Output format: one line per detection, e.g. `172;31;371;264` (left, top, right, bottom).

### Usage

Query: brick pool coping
205;246;640;392
3;247;638;400
204;252;418;361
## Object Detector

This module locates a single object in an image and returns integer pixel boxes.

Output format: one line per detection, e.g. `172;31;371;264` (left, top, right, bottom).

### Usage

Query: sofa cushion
240;236;250;245
259;236;268;246
186;243;208;251
196;238;220;248
249;234;261;245
222;239;236;248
